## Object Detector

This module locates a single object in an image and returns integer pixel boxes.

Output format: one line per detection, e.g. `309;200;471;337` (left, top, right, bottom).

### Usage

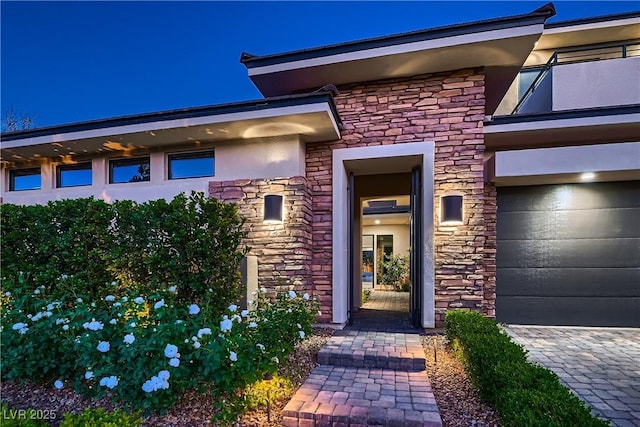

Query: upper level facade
2;4;639;205
495;11;640;116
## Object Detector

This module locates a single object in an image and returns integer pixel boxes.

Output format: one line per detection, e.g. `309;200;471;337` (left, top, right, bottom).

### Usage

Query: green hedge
445;310;609;427
0;192;247;314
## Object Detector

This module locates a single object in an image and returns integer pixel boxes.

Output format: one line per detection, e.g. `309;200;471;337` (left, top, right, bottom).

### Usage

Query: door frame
332;142;435;328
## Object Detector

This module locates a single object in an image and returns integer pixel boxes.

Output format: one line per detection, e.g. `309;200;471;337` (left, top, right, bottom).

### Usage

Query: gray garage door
496;181;640;327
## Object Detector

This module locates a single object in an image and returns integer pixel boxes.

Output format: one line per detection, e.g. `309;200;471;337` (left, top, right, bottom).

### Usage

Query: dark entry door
410;167;423;327
348;172;355;325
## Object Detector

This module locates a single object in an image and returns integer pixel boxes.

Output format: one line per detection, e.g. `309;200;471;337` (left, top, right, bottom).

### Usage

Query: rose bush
1;280;319;423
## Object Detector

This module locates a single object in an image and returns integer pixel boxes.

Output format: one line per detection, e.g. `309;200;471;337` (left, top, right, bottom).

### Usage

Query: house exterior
2;4;638;328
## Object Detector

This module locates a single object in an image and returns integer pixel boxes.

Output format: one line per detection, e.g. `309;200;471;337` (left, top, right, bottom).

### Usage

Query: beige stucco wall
1;136;304;205
553;57;640;111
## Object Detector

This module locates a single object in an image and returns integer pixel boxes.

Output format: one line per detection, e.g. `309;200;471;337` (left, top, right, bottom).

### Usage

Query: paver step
282;365;442;427
318;331;426;371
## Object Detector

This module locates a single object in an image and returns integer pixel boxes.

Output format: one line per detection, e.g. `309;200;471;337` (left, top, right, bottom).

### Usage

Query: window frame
167;150;215;180
56;162;93;188
108;156;151;184
9;167;42;191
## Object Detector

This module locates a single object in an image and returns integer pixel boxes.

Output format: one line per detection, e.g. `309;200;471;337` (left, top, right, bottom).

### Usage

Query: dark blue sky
2;1;637;129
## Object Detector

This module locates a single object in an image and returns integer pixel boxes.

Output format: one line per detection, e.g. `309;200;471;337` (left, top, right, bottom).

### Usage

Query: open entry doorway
332;142;435;329
348;168;424;330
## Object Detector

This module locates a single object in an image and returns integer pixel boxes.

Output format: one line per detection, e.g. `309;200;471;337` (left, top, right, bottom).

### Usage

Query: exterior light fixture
263;194;284;224
374;219;381;225
441;195;463;225
580;172;596;181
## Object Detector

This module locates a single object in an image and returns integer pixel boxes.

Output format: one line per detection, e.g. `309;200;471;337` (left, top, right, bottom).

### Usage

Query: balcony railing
512;41;640;115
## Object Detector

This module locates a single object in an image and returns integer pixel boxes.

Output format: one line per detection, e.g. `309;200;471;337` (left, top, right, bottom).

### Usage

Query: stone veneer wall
307;68;494;326
209;177;312;291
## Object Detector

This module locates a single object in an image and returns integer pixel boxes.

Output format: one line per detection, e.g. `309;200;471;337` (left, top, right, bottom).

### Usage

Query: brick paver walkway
505;326;640;427
283;291;442;426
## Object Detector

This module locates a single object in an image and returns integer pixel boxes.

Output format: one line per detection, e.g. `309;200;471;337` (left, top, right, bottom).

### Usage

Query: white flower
154;299;165;310
297;323;302;329
197;328;212;338
193;341;201;349
220;318;233;332
62;325;69;331
287;308;292;313
142;381;154;393
134;297;144;304
232;314;242;323
4;291;11;297
260;287;267;293
109;319;117;325
97;341;110;352
248;321;258;328
271;356;279;364
129;322;136;328
121;296;128;302
123;334;135;345
241;310;249;318
164;344;179;358
257;343;265;351
60;274;69;280
188;304;200;315
228;304;237;312
110;281;118;287
34;289;40;295
54;380;63;389
175;320;183;324
248;300;254;306
288;290;297;299
318;311;322;316
303;293;310;300
85;371;94;380
99;376;118;389
299;330;305;339
229;351;238;362
105;295;116;302
142;371;170;393
76;298;83;303
82;320;104;331
168;285;177;293
169;358;180;367
113;302;121;307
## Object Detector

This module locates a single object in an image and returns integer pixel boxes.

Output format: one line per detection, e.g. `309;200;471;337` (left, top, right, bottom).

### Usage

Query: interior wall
362;224;410;289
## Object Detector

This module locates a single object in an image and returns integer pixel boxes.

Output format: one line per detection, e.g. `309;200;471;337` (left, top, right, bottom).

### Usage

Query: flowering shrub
1;281;319;422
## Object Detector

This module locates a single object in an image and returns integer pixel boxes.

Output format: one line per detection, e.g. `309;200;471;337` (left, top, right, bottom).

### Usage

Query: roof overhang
241;4;556;115
538;12;640;51
484;105;640;150
0;93;341;164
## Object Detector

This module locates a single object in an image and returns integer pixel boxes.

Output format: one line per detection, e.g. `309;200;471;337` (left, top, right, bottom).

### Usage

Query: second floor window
109;157;151;184
9;167;41;191
168;151;215;180
57;162;92;188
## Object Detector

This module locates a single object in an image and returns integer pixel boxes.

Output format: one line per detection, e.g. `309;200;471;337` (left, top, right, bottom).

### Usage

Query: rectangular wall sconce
264;194;284;224
440;195;463;225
